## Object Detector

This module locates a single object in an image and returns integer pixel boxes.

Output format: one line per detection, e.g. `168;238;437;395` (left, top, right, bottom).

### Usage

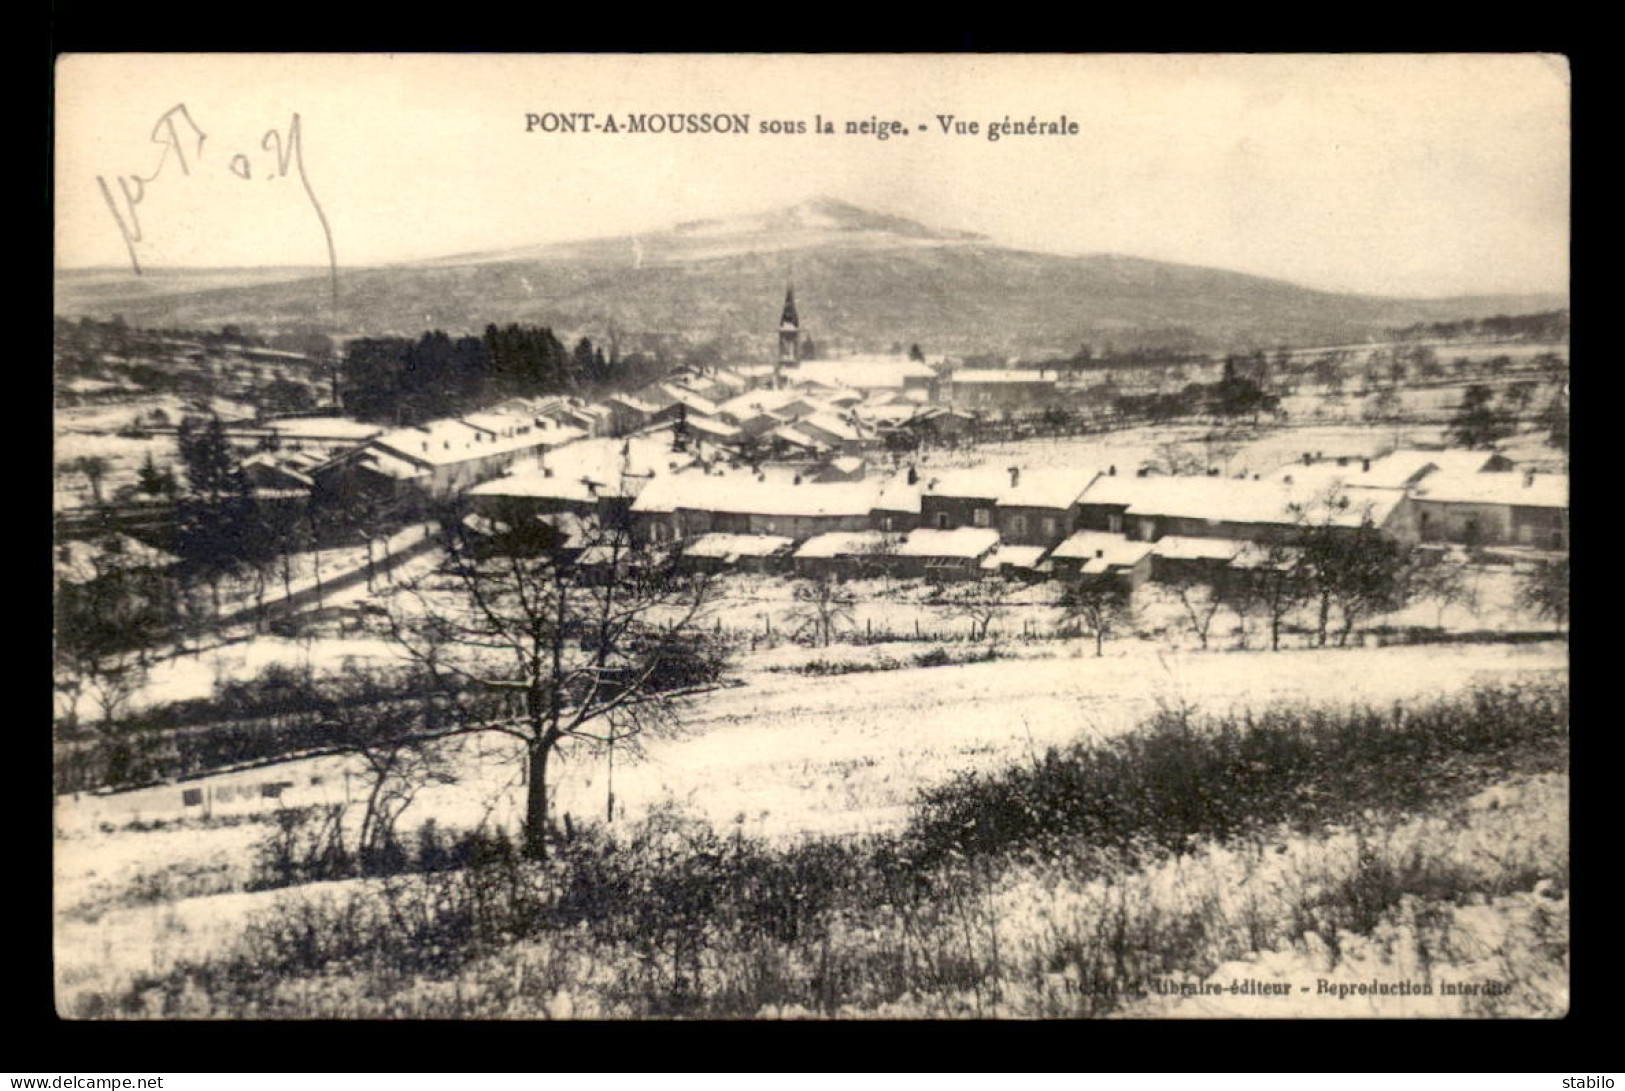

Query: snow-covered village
52;54;1569;1021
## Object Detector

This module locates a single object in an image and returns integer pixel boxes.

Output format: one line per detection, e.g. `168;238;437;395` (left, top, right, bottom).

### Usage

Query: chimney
1008;466;1020;488
1302;452;1312;465
794;473;802;485
907;465;919;485
1525;470;1536;487
1095;549;1104;559
1109;465;1116;476
1337;456;1348;468
1362;458;1371;473
543;467;554;478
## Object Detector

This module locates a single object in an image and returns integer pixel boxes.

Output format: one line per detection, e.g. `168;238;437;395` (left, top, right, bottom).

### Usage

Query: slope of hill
54;197;1566;355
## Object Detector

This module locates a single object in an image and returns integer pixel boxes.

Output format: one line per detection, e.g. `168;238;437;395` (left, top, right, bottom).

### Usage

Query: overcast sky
54;53;1569;299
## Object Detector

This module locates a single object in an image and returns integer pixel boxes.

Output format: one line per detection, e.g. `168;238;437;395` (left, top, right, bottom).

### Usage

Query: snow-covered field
52;639;1567;1016
58;639;1567;851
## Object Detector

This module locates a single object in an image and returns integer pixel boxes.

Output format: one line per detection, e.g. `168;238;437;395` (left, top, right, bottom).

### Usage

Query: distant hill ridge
55;197;1567;355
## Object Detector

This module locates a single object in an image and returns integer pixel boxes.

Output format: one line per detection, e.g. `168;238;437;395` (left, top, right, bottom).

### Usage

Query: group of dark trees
1111;356;1276;424
1387;310;1569;343
1445;380;1567;451
340;324;671;424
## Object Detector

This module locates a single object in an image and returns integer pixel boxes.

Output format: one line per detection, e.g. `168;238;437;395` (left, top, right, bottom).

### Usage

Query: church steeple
780;284;800;330
775;281;801;388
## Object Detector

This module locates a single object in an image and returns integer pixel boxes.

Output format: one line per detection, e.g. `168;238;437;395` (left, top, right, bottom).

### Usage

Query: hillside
54;197;1566;355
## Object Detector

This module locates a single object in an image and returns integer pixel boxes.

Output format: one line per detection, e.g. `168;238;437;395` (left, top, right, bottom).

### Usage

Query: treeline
339;324;670;424
54;315;335;359
1004;336;1209;375
1386;310;1569;343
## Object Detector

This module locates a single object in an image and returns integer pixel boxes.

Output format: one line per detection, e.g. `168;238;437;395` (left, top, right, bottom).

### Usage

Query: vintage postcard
52;53;1569;1019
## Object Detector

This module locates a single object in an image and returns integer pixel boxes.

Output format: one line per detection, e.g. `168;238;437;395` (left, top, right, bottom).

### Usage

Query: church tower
775;283;801;388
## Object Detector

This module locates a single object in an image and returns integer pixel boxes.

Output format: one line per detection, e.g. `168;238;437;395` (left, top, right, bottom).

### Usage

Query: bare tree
1327;534;1420;647
1408;559;1481;631
789;574;857;647
382;513;723;858
1238;533;1310;651
933;577;1018;643
1166;567;1238;650
1148;441;1206;477
324;670;463;872
1287;490;1420;647
1059;579;1136;657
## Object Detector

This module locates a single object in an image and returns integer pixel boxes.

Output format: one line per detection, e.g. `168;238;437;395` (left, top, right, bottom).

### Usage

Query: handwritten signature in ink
96;104;338;309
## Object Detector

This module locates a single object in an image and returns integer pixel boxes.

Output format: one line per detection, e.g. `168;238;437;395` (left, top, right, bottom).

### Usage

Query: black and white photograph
51;52;1570;1019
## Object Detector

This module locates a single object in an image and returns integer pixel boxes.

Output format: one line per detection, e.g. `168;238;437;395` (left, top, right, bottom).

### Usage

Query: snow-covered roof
631;471;879;518
370;414;581;468
1001;467;1100;509
799;412;868;442
770;424;830;451
263;416;383;441
605;393;665;416
547;435;696;482
1151;535;1243;562
1412;472;1568;509
1075;475;1141;507
921;467;1008;501
1267;449;1502;492
872;473;922;513
461;411;524;436
922;466;1096;509
353;447;429;481
793;358;937;390
982;544;1050;570
793;530;896;560
240;452;317;488
659;385;721;417
716;387;815;421
682;533;795;559
894;527;1001;559
827;456;864;475
469;435;695;502
683;415;742;439
1050;531;1154;566
1080;475;1404;529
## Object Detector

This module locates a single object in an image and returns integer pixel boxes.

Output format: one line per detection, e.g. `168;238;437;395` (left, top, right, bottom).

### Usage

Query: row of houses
543;446;1565;587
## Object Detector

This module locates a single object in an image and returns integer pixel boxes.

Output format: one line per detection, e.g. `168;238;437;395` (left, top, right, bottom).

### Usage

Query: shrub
904;683;1568;867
